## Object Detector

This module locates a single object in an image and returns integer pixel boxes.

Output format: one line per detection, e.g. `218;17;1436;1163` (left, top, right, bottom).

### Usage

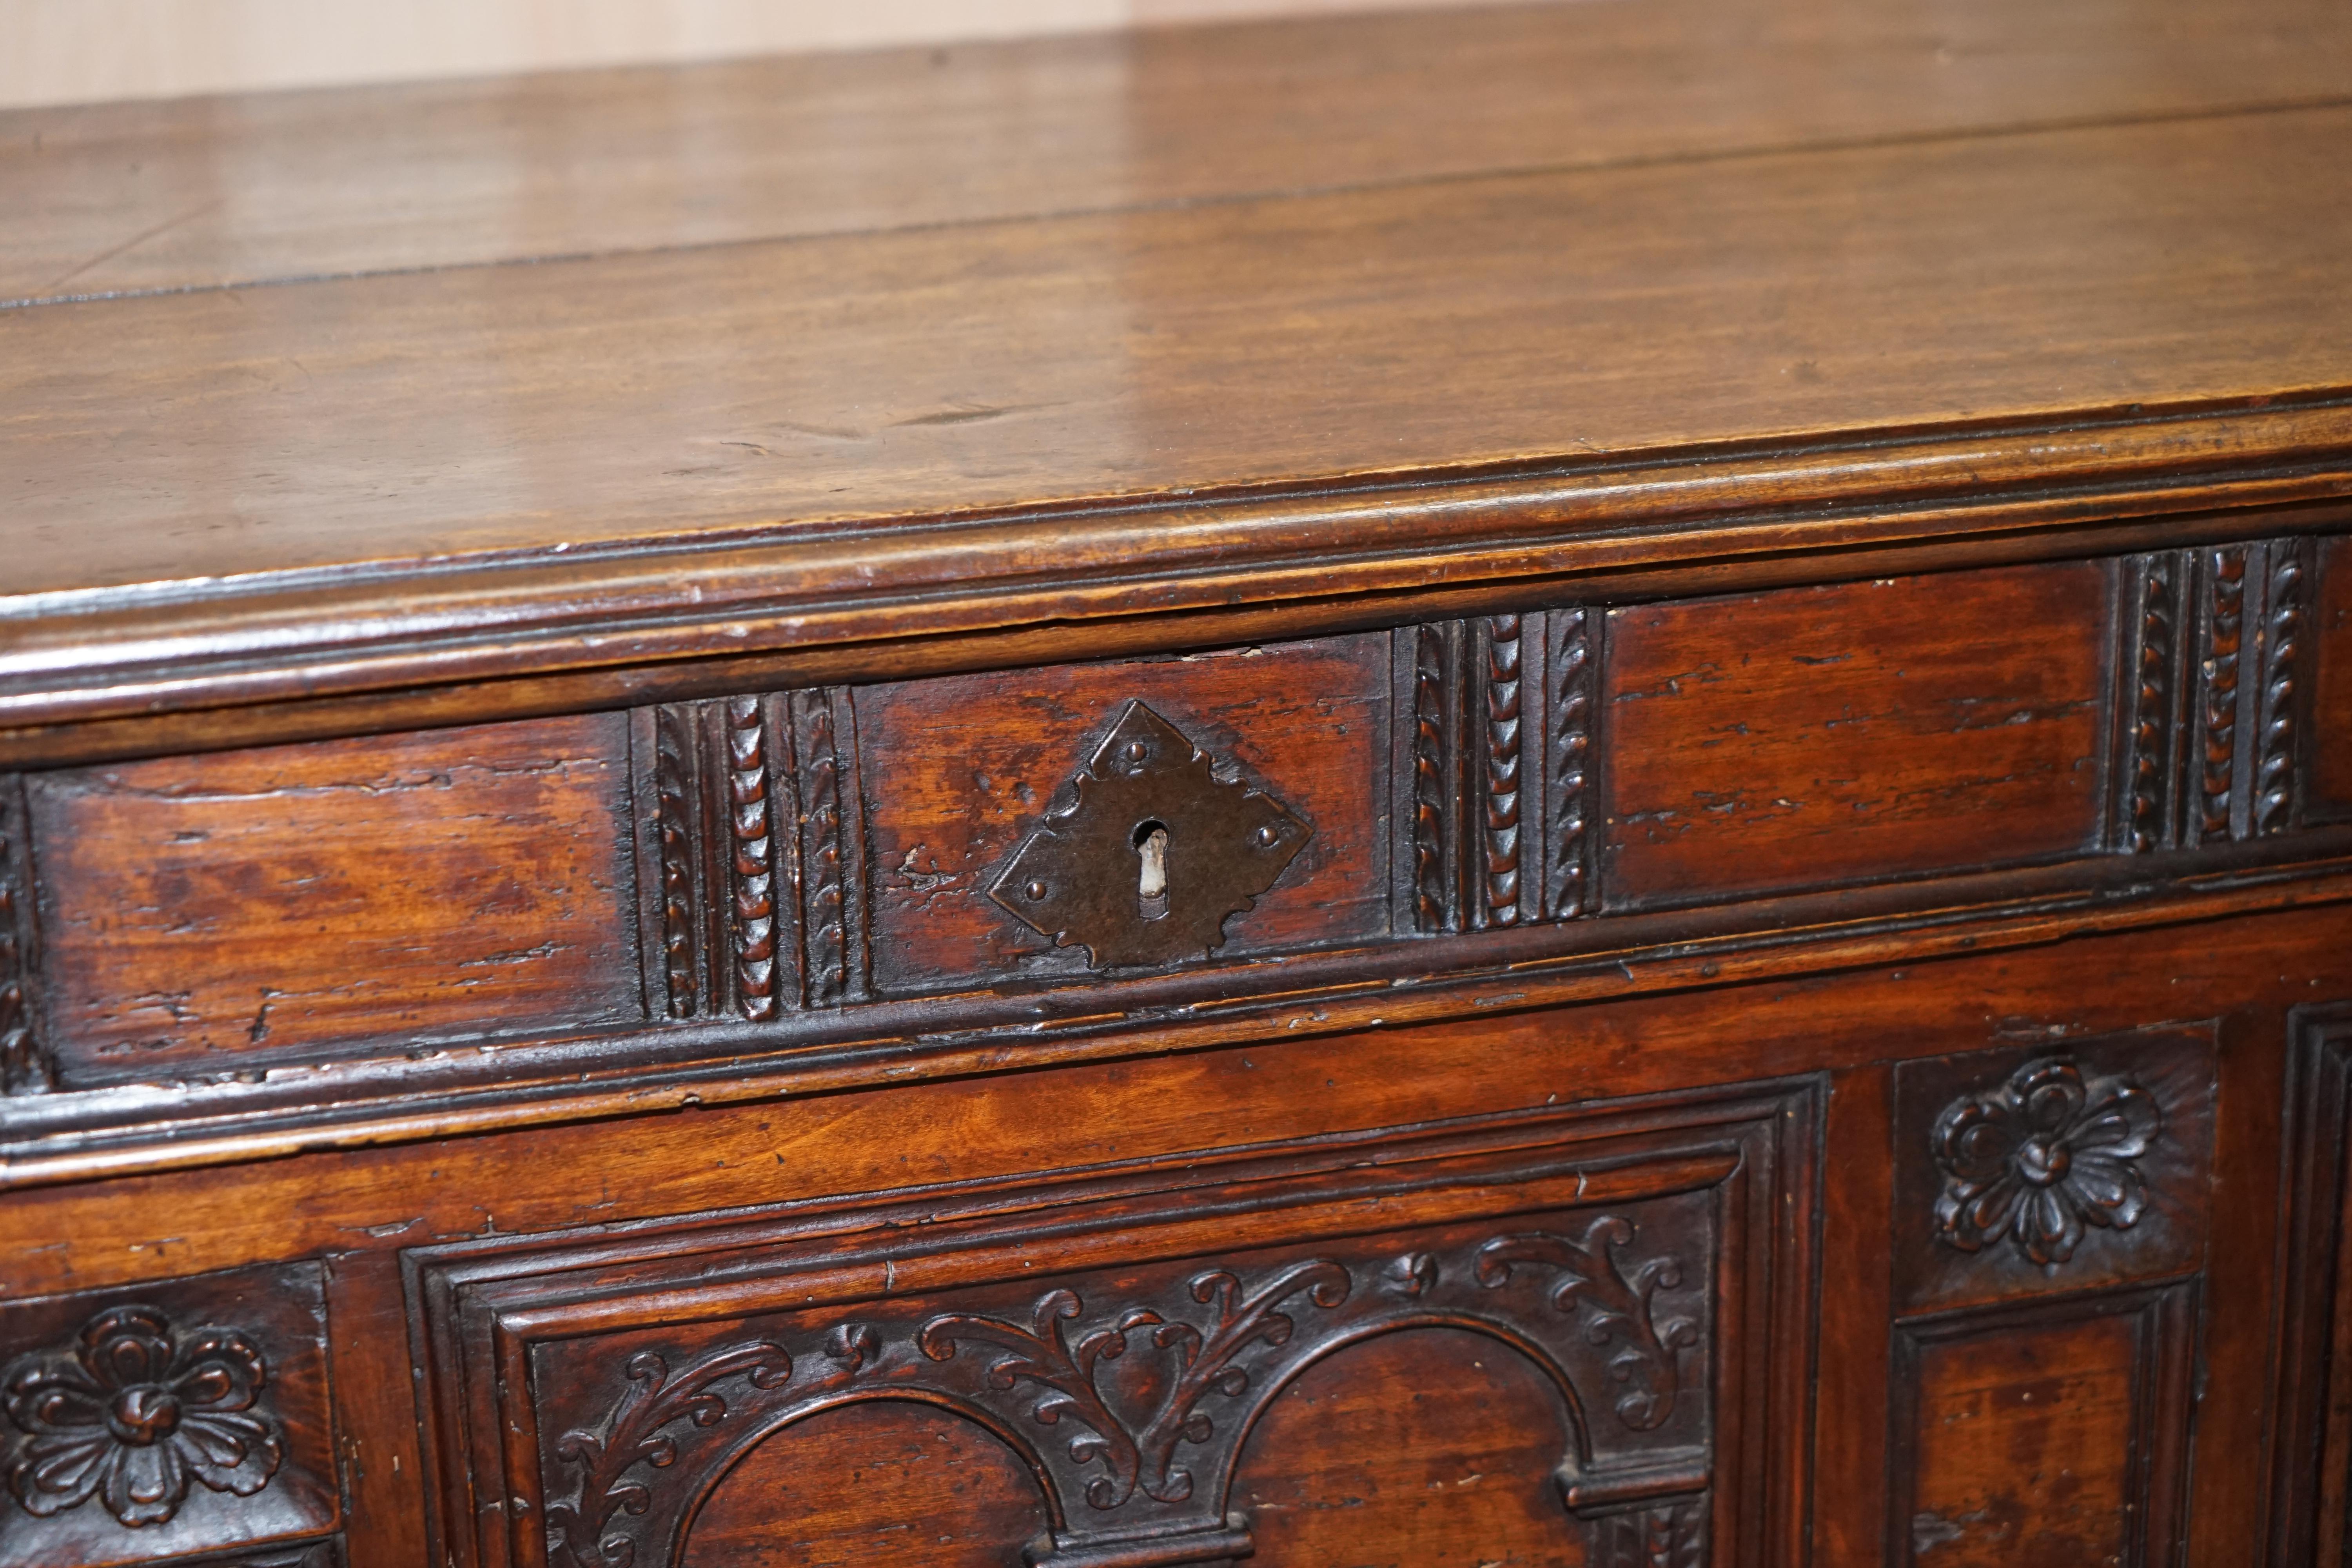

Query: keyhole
1134;821;1170;920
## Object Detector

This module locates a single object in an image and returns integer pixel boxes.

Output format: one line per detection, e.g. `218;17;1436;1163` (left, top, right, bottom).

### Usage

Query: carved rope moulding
1929;1056;2162;1269
2;1304;285;1528
542;1210;1706;1568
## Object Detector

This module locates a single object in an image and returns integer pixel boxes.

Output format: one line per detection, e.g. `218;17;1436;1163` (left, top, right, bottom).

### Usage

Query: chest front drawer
5;532;2340;1115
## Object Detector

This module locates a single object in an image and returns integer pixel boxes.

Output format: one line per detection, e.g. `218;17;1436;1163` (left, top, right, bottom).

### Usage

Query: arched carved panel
409;1080;1815;1568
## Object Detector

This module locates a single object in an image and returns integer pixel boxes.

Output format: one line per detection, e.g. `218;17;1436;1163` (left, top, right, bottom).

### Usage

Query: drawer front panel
27;714;638;1084
1598;560;2112;911
3;532;2341;1136
2312;532;2352;822
412;1080;1818;1568
855;633;1390;995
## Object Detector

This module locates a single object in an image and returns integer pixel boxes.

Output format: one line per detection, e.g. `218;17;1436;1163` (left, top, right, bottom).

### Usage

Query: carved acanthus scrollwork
1475;1216;1700;1429
1930;1056;2162;1269
544;1340;799;1568
2;1305;284;1529
920;1260;1350;1510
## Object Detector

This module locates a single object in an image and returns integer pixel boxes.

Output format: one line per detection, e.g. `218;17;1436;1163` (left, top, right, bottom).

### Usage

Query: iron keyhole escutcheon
988;702;1311;969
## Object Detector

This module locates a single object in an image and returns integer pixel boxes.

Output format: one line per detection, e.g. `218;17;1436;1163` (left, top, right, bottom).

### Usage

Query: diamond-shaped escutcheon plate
988;702;1311;969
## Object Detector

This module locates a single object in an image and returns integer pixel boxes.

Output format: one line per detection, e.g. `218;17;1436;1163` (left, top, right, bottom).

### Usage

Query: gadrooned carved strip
539;1205;1710;1568
724;696;779;1020
1404;610;1598;933
1929;1055;2162;1270
1;1304;285;1529
2116;554;2183;853
0;775;49;1095
651;705;702;1019
786;688;856;1008
2112;537;2314;851
2194;544;2249;846
2254;537;2306;837
645;690;882;1017
1478;614;1525;929
1546;608;1596;920
1408;621;1457;933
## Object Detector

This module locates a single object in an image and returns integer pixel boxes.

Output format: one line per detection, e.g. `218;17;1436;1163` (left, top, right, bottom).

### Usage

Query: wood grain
1233;1327;1583;1566
25;713;638;1084
7;0;2350;303
1890;1286;2193;1568
2310;533;2352;822
3;108;2352;733
677;1401;1047;1568
1599;562;2111;909
855;635;1388;993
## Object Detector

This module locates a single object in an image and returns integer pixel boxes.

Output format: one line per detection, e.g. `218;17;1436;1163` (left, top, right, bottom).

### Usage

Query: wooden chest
5;4;2352;1564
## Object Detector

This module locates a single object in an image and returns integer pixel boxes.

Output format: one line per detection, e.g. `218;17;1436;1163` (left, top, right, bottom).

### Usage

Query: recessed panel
1892;1287;2193;1568
30;713;639;1083
855;634;1389;993
2310;534;2352;822
1599;561;2111;910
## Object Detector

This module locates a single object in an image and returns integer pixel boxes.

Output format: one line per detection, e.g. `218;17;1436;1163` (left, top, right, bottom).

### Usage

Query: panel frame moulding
404;1076;1821;1568
2266;1004;2352;1568
1886;1279;2199;1567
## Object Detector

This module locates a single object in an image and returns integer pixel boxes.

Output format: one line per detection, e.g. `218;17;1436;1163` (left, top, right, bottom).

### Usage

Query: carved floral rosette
2;1304;284;1528
1930;1056;2162;1269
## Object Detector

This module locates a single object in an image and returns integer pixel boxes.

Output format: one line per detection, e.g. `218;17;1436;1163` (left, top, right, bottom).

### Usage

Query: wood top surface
4;0;2351;735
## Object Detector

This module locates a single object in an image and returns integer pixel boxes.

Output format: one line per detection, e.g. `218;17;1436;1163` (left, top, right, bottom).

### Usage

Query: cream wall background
0;0;1500;110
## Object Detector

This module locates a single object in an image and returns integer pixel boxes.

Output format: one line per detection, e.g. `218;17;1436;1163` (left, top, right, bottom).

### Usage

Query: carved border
1399;620;1466;934
1475;614;1529;929
2267;1006;2352;1568
410;1079;1819;1568
2113;552;2187;853
2253;537;2308;838
1398;611;1595;933
636;690;876;1017
2112;537;2316;851
0;774;51;1095
1546;607;1597;920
